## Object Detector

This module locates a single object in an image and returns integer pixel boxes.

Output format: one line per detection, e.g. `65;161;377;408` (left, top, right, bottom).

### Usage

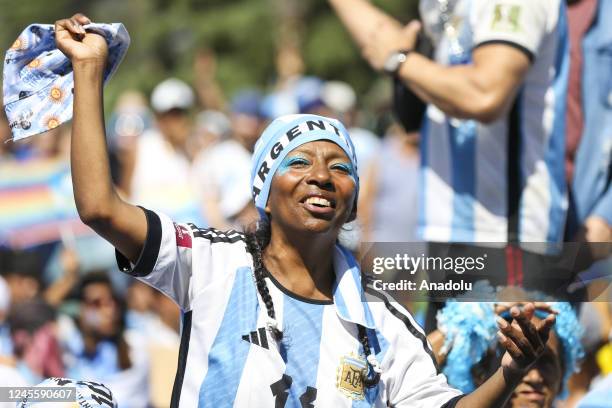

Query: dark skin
57;13;556;407
80;283;132;370
508;332;562;408
263;141;357;301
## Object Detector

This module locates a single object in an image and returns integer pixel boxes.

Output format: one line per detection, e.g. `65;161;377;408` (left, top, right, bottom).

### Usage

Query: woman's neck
263;226;337;301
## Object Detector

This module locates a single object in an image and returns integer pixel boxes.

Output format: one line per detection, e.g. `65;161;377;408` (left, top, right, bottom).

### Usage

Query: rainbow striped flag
0;157;92;248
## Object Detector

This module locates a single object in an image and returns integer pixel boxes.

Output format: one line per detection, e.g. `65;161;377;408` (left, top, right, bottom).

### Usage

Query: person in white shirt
127;78;204;226
57;12;560;408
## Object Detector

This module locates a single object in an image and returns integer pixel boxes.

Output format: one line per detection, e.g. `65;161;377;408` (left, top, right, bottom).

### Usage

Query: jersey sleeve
116;207;195;311
382;301;464;407
471;0;555;61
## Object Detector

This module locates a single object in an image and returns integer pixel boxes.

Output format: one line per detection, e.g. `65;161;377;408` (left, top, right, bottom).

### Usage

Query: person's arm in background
44;247;80;307
328;0;533;123
583;190;612;258
55;14;147;262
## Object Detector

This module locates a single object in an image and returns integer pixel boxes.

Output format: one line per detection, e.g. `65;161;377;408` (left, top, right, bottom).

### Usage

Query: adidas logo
242;327;269;350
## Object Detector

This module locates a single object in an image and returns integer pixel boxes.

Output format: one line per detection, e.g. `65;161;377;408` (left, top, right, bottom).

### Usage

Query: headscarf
250;114;359;219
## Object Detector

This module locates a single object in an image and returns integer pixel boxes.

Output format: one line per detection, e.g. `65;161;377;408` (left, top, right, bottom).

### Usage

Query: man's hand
496;303;556;380
55;13;108;64
362;20;421;71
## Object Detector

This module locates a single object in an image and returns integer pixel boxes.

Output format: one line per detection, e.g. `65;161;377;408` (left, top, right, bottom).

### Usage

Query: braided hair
244;220;381;387
244;221;282;341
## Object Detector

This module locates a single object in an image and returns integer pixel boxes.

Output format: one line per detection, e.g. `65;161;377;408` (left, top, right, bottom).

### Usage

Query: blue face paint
332;162;356;184
250;115;360;219
277;155;311;176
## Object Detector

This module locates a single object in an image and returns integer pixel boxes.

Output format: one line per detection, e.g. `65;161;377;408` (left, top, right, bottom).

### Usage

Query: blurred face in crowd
4;274;40;304
80;282;120;338
9;300;64;378
507;330;563;408
156;108;192;149
12;322;64;378
266;141;357;237
231;112;262;152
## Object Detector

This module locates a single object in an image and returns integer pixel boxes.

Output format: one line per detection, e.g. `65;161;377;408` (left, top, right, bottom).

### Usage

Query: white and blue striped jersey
419;0;569;243
116;208;463;407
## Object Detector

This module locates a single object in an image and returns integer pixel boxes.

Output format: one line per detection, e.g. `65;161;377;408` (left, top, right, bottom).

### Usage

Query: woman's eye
332;163;353;174
286;157;310;167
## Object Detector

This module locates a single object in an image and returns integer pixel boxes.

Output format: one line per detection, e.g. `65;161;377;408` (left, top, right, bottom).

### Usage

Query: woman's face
508;330;563;408
80;283;120;338
266;140;357;236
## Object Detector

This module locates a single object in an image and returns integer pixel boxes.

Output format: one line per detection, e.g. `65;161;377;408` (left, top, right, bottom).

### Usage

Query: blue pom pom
437;300;584;398
437;302;497;392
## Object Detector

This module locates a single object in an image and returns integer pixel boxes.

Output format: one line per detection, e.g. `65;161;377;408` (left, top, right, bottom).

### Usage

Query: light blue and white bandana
250;114;359;219
3;23;130;141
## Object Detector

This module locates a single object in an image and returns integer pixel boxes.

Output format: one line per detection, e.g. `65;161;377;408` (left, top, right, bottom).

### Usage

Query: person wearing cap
191;90;262;230
124;77;205;225
57;13;561;407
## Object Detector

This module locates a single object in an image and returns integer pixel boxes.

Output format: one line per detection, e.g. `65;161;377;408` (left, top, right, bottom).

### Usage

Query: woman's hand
495;301;558;317
496;303;556;379
55;13;108;64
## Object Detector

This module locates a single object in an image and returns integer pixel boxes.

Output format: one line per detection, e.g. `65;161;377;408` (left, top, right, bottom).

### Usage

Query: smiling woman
56;12;560;408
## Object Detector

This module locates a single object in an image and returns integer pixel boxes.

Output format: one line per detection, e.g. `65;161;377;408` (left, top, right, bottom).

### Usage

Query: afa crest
336;353;367;400
491;3;522;32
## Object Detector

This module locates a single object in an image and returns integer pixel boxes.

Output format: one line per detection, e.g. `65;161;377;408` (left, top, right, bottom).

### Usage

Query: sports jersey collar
332;245;376;329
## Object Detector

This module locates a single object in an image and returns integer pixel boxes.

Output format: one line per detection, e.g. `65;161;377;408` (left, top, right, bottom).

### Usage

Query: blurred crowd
0;0;611;406
0;43;424;407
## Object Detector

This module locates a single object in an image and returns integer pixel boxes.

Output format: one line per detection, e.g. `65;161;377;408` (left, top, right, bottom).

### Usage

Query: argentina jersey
419;0;569;243
116;208;463;407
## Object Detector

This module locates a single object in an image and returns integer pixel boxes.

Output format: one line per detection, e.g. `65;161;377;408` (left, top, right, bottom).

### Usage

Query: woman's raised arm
56;13;146;262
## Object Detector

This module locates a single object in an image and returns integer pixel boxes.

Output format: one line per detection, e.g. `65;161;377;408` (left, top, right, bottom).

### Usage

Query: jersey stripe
171;310;192;408
332;246;376;329
281;297;324;407
545;0;569;243
198;266;259;406
508;96;522;243
449;121;477;242
365;285;439;374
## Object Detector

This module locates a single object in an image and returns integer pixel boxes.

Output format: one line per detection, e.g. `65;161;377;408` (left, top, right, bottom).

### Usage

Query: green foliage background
0;0;419;110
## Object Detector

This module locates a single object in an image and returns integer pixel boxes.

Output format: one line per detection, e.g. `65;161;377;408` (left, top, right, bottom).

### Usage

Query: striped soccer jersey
419;0;569;243
116;208;463;407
